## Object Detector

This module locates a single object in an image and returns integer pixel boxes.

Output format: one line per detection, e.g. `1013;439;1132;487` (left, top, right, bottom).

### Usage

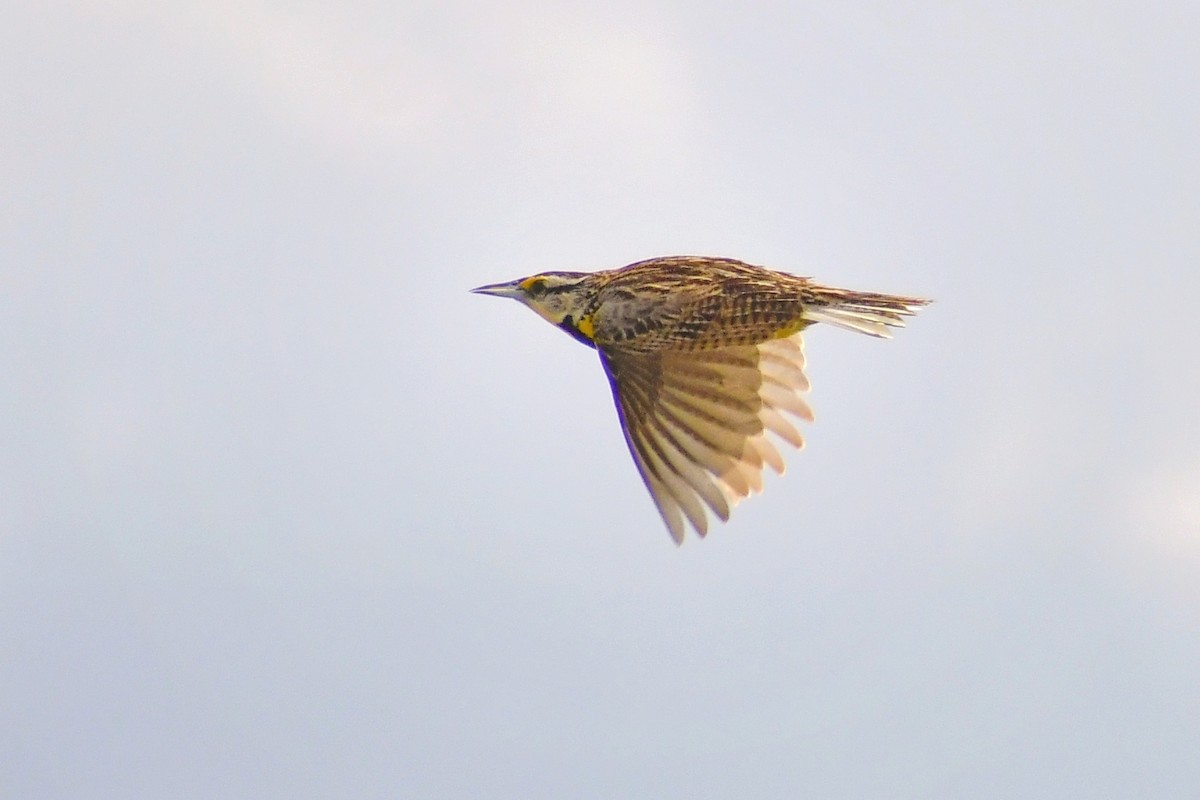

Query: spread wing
599;335;814;543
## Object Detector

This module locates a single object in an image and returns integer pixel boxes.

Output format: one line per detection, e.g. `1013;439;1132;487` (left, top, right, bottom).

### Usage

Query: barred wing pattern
600;335;814;544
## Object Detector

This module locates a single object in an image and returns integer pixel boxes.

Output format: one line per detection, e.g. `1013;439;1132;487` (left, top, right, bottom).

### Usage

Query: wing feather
760;408;806;449
600;332;814;542
760;381;815;421
628;423;711;539
604;357;687;542
655;405;755;499
653;398;758;496
641;414;733;521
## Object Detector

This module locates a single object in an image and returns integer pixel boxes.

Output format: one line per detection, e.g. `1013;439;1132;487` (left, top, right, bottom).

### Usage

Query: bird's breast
558;313;598;348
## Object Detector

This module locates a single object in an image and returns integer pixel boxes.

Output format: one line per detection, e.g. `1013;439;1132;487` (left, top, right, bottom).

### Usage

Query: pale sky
3;2;1199;798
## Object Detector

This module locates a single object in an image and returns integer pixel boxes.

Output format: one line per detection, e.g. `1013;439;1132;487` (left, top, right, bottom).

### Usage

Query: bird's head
471;271;599;344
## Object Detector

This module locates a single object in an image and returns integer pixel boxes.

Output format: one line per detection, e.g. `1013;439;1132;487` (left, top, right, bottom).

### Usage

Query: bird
472;255;929;544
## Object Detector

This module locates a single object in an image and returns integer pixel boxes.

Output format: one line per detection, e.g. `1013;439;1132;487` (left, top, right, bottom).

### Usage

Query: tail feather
802;288;930;339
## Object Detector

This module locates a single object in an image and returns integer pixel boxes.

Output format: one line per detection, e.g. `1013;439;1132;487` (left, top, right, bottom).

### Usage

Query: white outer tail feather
802;299;924;339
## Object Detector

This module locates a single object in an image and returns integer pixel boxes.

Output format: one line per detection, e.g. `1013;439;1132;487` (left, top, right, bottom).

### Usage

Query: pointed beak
470;279;525;300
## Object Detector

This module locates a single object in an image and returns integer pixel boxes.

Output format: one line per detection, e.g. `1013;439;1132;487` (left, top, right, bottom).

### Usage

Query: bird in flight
472;255;929;543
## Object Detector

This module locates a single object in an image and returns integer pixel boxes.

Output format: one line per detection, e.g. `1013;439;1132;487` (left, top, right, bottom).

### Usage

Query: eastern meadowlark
472;255;929;543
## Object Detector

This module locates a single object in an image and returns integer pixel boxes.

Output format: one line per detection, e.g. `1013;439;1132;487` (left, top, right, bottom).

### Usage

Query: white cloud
504;8;699;160
98;2;701;165
189;2;451;153
1122;462;1200;562
941;373;1109;537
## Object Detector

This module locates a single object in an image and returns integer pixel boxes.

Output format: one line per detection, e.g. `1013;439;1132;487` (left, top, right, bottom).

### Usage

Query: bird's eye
525;278;548;297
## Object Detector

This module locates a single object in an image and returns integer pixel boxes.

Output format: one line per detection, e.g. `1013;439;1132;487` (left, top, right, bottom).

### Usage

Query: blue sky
3;2;1199;797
